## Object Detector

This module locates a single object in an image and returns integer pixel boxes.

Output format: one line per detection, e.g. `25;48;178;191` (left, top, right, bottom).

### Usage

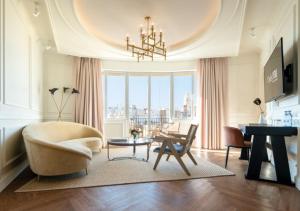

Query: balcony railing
129;116;170;130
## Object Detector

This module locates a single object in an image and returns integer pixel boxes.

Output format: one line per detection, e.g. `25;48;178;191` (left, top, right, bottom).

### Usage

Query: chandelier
126;16;167;62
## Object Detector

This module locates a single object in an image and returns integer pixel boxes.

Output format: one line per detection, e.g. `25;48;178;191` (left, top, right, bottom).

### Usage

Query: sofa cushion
59;141;92;159
61;137;102;152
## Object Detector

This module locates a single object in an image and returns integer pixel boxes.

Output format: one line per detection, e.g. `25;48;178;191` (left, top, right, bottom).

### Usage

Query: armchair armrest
159;131;187;139
153;135;187;145
168;133;187;139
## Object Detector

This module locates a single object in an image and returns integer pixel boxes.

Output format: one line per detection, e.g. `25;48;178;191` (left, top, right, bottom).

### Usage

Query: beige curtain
197;58;227;150
74;57;103;135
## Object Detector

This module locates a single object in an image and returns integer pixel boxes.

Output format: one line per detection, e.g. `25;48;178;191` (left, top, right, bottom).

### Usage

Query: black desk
240;125;298;185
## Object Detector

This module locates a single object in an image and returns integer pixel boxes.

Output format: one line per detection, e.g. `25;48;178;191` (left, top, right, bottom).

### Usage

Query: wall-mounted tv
264;38;292;103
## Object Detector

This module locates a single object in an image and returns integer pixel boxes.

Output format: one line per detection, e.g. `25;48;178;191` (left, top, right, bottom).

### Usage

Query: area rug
16;147;234;192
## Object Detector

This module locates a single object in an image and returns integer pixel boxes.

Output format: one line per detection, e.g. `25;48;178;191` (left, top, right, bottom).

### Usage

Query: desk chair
224;126;251;168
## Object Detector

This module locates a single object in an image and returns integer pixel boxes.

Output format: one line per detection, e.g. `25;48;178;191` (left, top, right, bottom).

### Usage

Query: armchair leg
153;142;167;170
37;175;40;182
187;151;197;165
85;168;88;175
168;142;191;176
225;146;230;168
166;154;171;161
247;147;251;163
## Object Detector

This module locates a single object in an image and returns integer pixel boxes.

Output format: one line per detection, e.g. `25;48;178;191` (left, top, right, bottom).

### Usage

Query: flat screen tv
264;38;285;103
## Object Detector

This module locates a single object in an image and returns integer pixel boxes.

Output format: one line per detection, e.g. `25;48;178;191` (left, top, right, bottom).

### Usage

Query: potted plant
130;128;141;140
253;98;266;124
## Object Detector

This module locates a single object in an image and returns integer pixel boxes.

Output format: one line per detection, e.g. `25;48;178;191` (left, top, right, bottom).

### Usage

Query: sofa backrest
23;121;101;143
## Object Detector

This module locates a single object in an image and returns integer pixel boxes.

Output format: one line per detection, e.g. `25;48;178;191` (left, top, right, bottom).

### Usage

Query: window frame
104;72;126;119
128;74;149;119
173;72;195;120
103;71;195;122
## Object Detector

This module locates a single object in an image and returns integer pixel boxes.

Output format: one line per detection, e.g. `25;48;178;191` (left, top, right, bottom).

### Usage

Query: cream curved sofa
22;121;103;176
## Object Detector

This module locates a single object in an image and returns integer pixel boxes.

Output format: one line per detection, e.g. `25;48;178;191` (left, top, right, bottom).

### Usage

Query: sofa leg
85;168;88;175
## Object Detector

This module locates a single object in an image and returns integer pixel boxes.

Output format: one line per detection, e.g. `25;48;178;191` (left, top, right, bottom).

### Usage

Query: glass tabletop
108;137;153;146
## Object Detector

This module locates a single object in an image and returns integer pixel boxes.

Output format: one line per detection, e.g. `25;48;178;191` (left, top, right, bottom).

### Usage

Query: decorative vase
258;112;267;124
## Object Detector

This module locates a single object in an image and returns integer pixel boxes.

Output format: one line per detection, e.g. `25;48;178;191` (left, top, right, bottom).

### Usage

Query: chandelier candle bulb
140;26;143;35
160;31;162;44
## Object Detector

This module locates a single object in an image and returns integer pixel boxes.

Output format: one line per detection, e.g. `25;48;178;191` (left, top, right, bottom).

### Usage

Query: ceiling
73;0;220;51
21;0;282;60
239;0;283;54
20;0;53;47
41;0;249;60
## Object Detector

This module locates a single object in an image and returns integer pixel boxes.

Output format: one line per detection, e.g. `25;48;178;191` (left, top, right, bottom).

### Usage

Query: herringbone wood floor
1;149;300;211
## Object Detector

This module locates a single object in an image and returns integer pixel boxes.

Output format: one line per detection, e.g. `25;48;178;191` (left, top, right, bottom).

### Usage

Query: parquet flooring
0;149;300;211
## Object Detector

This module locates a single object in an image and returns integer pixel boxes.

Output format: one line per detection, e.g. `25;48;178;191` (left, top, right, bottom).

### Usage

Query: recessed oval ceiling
73;0;221;51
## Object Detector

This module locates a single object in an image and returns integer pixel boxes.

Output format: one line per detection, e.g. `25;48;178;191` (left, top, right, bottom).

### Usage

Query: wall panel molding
2;127;25;168
28;36;33;110
3;0;30;109
0;0;44;192
0;159;27;192
0;128;3;171
0;0;4;104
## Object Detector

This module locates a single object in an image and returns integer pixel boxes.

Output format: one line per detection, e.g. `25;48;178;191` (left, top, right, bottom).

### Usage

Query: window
151;75;170;127
106;75;125;119
104;72;195;124
173;74;193;119
128;76;148;119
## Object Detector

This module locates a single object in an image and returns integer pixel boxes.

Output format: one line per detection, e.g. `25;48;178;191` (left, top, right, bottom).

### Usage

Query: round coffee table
107;138;153;162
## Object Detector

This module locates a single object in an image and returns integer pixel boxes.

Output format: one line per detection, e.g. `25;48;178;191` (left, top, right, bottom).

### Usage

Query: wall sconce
33;1;40;17
249;27;256;38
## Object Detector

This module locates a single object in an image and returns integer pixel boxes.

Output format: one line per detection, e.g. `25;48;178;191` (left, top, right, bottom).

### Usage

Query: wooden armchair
153;124;198;176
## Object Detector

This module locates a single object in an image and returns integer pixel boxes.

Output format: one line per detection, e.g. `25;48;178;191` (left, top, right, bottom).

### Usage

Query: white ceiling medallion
44;0;247;60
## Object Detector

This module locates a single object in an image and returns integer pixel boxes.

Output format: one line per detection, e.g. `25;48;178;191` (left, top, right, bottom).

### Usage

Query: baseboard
296;175;300;191
0;160;28;192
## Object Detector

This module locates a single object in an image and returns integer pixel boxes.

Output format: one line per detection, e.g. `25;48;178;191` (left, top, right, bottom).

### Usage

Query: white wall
227;53;261;126
0;0;44;191
259;0;299;187
43;51;75;121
